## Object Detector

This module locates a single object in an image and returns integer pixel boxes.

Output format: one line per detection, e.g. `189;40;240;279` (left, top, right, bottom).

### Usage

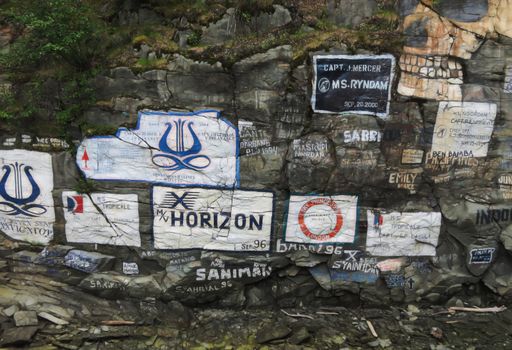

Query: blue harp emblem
152;119;211;171
0;162;47;217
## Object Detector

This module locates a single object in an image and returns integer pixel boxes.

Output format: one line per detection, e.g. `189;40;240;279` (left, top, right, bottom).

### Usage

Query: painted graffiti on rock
401;149;424;164
292;139;329;160
366;210;442;256
239;120;279;156
195;259;272;281
388;168;423;193
122;262;140;275
475;206;512;226
63;192;141;247
153;186;274;251
385;274;414;289
469;247;495;264
276;238;344;255
0;150;54;244
311;54;395;117
284;194;358;244
376;258;406;272
431;102;497;158
343;129;382;143
498;174;512;200
504;65;512;93
424;151;480;172
329;250;380;283
64;250;114;273
76;110;238;187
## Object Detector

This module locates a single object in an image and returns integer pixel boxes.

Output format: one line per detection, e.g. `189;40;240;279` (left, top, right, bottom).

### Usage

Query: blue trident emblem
152;119;211;171
0;162;47;217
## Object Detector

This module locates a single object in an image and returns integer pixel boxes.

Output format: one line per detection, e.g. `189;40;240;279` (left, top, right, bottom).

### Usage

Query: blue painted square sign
311;54;395;117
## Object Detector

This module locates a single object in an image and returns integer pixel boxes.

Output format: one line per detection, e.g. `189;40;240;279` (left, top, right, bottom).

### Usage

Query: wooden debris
448;306;507;314
280;309;314;320
100;320;136;326
315;311;339;315
366;320;378;338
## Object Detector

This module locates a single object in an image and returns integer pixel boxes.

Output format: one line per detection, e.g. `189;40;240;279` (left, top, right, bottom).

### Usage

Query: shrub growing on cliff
0;0;105;72
0;0;105;127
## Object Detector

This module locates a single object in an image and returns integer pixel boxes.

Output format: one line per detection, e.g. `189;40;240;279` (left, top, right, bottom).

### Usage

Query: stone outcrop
1;0;512;317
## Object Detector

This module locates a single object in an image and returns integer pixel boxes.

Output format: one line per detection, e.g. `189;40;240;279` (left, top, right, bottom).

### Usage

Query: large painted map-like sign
153;186;274;251
0;150;54;244
311;54;395;117
366;211;442;256
63;191;140;247
77;110;239;187
284;195;358;244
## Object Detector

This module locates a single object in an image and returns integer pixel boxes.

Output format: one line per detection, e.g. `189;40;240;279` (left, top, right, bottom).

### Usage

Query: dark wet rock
0;325;38;346
327;0;377;27
13;311;38;327
233;45;293;123
288;326;310;345
94;67;169;102
166;55;234;111
256;323;292;344
287;133;336;192
201;6;291;46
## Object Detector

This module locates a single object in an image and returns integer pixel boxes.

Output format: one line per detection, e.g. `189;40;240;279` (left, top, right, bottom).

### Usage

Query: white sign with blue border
76;110;239;188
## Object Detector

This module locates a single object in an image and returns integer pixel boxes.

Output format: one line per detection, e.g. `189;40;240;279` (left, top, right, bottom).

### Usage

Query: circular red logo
297;198;343;241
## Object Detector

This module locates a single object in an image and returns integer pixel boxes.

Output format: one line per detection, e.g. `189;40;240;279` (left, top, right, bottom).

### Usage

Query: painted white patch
366;210;442;256
504;65;512;93
0;150;54;244
152;186;274;251
284;195;358;244
431;102;496;158
76;110;238;187
401;149;424;164
122;262;140;275
63;192;140;247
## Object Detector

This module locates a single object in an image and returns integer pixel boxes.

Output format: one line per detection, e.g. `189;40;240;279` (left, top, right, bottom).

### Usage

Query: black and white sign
469;248;495;264
153;186;274;251
311;54;395;117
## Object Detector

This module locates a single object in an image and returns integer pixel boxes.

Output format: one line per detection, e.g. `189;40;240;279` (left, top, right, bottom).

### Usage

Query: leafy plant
187;30;202;47
0;0;105;72
0;0;105;128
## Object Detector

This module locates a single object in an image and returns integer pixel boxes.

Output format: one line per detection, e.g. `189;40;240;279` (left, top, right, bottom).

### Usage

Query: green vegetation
0;0;105;129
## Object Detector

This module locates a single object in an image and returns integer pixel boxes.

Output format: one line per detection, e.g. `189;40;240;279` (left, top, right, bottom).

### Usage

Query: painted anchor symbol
152;119;211;171
0;162;47;217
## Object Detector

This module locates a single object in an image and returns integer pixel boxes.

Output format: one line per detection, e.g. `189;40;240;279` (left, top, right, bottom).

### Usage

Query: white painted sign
122;262;140;275
401;149;424;164
366;210;442;256
0;150;54;244
76;110;239;187
504;65;512;93
153;186;274;251
431;102;496;158
63;192;140;247
284;195;358;244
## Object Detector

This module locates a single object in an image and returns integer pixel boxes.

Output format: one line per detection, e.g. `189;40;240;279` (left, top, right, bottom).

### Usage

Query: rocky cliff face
1;0;512;318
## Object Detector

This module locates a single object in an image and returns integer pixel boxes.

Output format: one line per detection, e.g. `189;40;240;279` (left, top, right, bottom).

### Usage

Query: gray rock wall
2;0;512;310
